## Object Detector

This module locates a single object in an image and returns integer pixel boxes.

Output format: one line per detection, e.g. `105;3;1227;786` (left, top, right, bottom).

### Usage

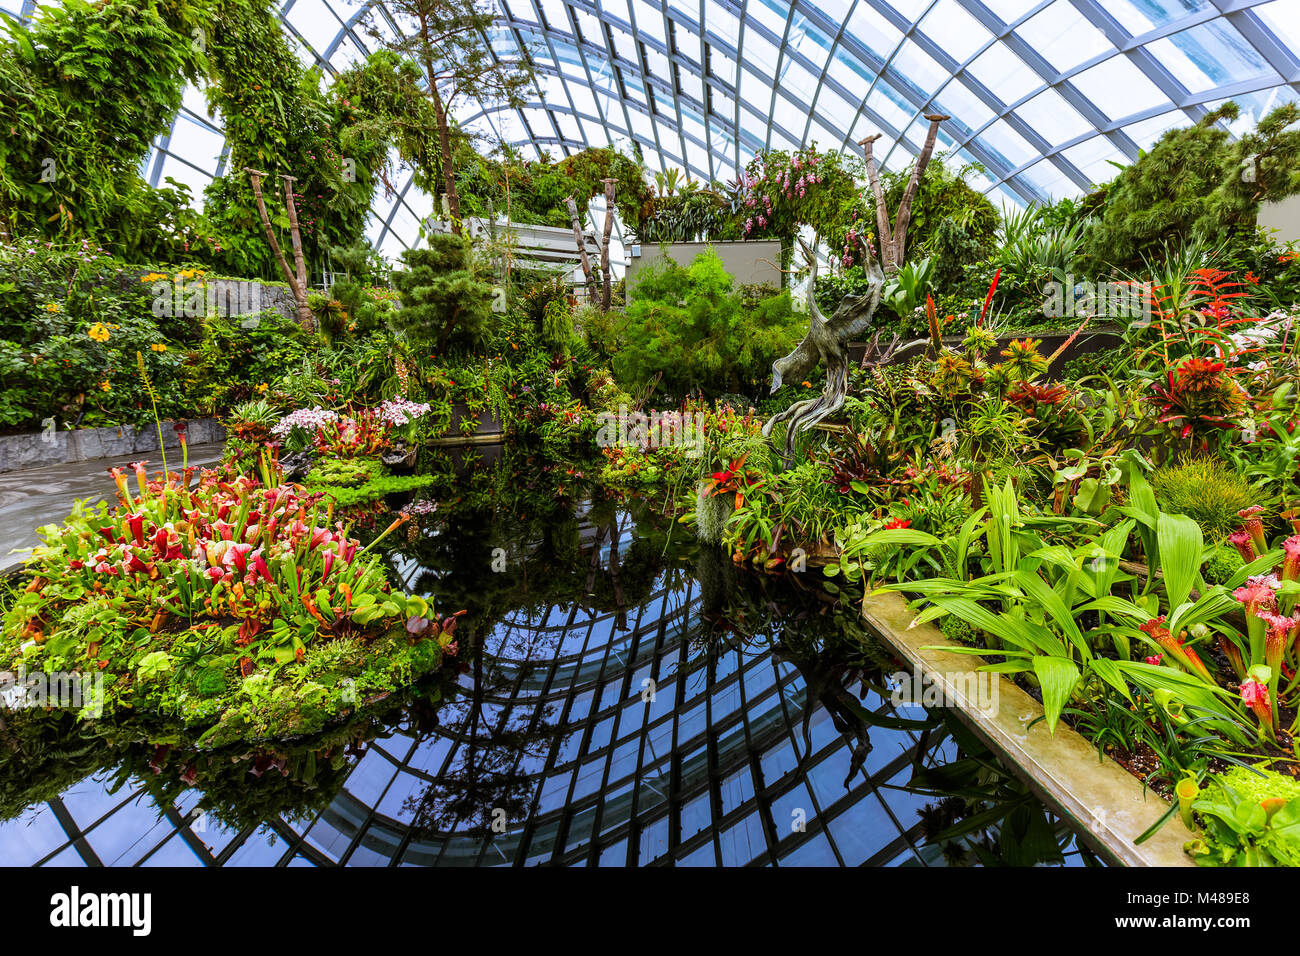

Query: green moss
1203;545;1245;585
940;614;978;645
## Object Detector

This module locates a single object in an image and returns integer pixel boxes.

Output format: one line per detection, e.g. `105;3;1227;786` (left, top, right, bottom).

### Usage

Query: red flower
883;518;911;530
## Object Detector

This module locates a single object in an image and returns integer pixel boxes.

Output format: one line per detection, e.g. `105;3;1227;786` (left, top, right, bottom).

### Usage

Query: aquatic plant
1;458;461;747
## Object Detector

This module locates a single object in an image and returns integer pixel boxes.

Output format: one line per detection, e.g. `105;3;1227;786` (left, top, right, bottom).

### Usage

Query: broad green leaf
1013;569;1088;661
1157;512;1202;611
1089;658;1134;705
1033;656;1080;734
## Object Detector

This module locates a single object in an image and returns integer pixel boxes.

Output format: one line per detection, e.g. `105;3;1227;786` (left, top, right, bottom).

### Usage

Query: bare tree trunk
858;134;894;272
600;178;617;312
892;114;949;268
565;195;596;301
432;92;461;236
417;11;461;237
244;168;314;332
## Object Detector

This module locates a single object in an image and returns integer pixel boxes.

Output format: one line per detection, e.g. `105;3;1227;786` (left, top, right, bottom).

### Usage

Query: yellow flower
801;380;811;387
88;323;110;342
99;380;111;392
43;302;62;313
150;343;167;352
255;383;269;393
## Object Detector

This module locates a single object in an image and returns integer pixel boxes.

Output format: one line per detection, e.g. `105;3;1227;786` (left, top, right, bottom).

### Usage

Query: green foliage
1202;545;1245;586
1084;102;1300;271
929;217;989;296
1151;456;1257;541
637;186;743;243
881;153;999;257
1188;768;1300;866
391;234;494;355
736;146;873;260
308;472;438;508
0;0;209;260
199;0;382;278
358;0;535;230
0;246;216;428
457;144;652;231
323;241;399;337
330;49;443;198
185;308;313;412
613;250;805;399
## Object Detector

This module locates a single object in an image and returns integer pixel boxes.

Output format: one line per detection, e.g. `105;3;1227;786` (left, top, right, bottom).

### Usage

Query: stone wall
0;418;225;473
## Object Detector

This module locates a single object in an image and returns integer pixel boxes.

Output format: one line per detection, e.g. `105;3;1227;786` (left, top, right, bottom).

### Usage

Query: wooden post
565;195;596;301
243;168;314;332
600;178;617;312
892;114;950;269
857;114;950;276
857;134;893;272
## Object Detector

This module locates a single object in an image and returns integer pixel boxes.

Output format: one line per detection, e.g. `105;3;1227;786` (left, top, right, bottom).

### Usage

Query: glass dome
3;0;1297;250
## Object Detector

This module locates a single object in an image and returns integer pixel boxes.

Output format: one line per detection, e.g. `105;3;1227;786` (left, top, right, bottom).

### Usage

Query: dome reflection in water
0;475;1101;867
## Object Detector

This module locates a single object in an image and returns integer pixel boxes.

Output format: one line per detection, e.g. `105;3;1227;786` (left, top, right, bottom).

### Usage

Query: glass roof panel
920;0;994;64
55;0;1292;245
964;42;1044;106
1015;0;1114;74
847;2;904;61
1070;54;1171;120
1147;19;1278;94
1017;87;1093;146
1105;0;1214;38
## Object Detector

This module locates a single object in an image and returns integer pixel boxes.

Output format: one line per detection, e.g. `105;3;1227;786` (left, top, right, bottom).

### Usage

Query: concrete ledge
860;591;1193;867
0;418;225;474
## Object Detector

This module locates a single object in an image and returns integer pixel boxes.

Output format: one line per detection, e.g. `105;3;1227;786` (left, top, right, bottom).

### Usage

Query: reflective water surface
0;472;1102;867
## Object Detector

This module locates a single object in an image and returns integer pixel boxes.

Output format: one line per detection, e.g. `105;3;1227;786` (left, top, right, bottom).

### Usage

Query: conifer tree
391;233;493;355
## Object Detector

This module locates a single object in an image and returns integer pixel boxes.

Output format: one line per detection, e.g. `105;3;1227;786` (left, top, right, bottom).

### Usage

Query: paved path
0;443;224;571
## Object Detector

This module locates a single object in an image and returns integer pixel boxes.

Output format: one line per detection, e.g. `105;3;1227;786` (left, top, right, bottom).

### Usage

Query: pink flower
249;552;272;585
1283;534;1300;582
223;542;253;574
1238;505;1267;554
1241;677;1273;730
1145;654;1163;666
1257;610;1297;673
1234;580;1277;615
1227;530;1254;563
124;512;146;547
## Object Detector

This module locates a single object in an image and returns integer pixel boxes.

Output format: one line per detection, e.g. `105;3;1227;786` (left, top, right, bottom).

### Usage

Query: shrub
1151;456;1256;541
390;234;493;356
614;250;804;400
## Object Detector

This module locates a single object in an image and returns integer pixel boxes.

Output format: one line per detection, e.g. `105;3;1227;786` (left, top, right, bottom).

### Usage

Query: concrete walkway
0;443;224;571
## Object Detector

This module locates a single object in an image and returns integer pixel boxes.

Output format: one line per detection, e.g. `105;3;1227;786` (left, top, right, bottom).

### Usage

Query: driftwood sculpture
762;236;885;466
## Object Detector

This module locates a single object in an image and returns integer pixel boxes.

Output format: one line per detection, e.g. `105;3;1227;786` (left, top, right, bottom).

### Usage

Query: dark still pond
0;469;1101;867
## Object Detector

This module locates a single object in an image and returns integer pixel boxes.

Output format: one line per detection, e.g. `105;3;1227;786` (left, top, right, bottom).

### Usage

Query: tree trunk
600;178;617;312
431;91;461;236
418;13;461;238
858;134;894;273
565;195;596;300
244;168;314;332
280;175;315;332
891;114;949;269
